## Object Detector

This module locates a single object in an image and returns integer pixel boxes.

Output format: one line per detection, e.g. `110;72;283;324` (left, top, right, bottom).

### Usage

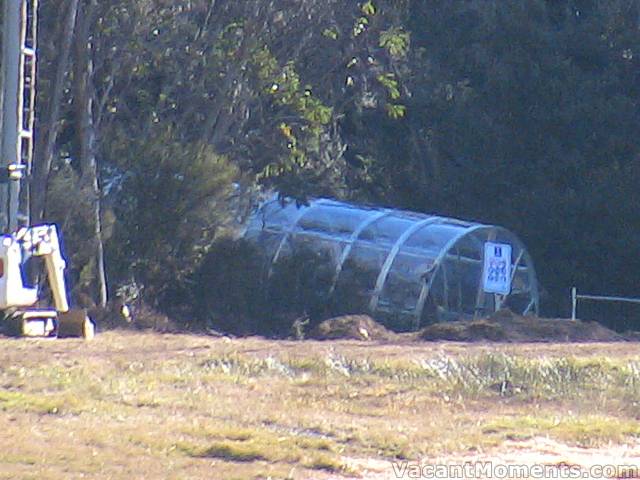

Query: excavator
0;0;94;339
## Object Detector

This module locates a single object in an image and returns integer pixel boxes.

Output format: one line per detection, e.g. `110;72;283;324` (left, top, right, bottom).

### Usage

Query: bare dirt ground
0;331;638;479
338;438;640;480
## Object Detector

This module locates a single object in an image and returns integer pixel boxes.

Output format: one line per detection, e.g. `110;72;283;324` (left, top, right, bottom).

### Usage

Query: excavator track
56;309;95;339
2;309;95;339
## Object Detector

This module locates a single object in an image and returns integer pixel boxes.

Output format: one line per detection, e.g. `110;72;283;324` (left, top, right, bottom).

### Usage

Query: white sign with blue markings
483;242;512;295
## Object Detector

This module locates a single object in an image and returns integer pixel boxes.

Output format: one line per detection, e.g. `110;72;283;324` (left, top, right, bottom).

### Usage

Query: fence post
571;287;577;321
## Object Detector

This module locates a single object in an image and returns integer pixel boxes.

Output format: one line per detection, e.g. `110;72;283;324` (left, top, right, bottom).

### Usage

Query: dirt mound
309;315;395;341
420;309;624;342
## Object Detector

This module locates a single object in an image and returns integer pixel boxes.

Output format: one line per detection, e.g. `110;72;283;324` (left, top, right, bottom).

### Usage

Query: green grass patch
196;442;268;462
0;453;38;465
0;390;77;414
300;452;345;472
179;423;346;470
190;352;640;404
0;334;638;479
483;414;640;447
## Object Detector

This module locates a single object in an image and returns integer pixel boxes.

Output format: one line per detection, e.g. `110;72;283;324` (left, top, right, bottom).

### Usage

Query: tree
29;0;640;329
73;0;107;307
31;0;79;224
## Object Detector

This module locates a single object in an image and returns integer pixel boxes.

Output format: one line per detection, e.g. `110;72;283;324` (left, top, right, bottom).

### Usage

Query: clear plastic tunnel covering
244;197;539;331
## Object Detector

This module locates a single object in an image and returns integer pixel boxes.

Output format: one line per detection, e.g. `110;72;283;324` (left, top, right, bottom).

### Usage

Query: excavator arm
16;225;70;312
0;224;94;338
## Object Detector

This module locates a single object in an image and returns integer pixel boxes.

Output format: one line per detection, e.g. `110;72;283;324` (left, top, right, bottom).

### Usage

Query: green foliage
377;73;401;99
251;47;336;191
257;56;333;128
322;28;338;40
252;46;280;86
109;128;240;305
361;1;377;16
379;27;410;58
385;103;406;119
377;73;406;118
353;17;369;37
193;237;337;336
43;166;98;298
36;0;640;330
192;238;265;333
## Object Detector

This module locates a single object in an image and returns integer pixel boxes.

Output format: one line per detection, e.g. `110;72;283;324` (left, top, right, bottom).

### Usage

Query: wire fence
571;287;640;322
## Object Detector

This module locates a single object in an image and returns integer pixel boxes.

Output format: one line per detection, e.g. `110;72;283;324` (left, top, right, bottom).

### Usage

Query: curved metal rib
267;199;327;277
368;217;442;313
521;249;540;315
473;229;496;318
414;225;489;329
327;210;390;297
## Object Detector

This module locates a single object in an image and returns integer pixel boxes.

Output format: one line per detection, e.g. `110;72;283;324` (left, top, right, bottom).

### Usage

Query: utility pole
0;0;38;232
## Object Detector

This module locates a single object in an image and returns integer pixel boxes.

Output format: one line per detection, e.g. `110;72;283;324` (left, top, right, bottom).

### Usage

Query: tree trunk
31;0;80;224
74;0;107;307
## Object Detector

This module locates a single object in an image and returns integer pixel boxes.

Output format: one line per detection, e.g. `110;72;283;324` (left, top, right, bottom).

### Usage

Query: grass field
0;332;639;479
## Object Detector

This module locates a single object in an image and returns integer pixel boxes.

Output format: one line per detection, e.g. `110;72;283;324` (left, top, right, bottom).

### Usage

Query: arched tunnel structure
244;197;539;331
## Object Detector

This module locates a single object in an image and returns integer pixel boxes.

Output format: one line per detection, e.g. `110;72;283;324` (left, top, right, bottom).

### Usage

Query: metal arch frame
414;225;540;328
257;197;280;230
488;227;540;316
473;228;497;318
368;217;444;312
413;225;489;329
267;199;330;277
327;210;391;297
521;248;540;315
240;197;281;238
252;196;540;327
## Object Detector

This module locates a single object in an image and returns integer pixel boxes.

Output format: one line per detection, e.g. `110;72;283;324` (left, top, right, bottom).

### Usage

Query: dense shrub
192;237;369;336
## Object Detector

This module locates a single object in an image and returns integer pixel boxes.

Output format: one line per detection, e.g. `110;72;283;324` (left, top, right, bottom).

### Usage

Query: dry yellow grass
0;331;638;479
